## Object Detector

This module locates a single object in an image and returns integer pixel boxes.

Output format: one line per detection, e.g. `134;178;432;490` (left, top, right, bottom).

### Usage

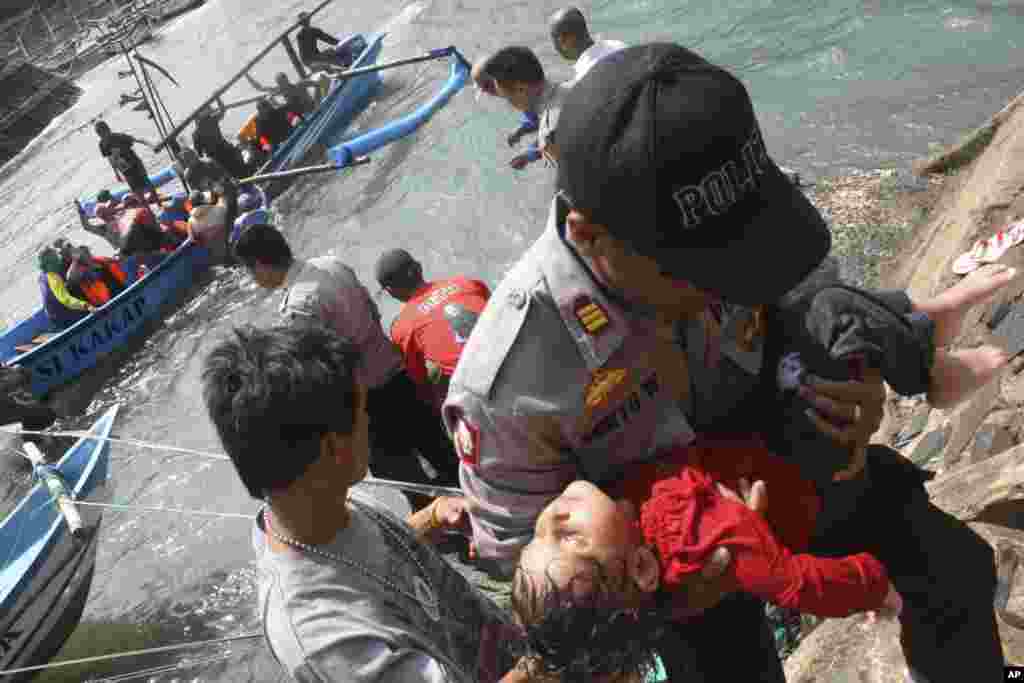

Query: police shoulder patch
574;295;610;336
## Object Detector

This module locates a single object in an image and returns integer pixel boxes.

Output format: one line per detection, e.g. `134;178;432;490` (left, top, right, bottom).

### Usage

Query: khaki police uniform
445;199;1004;683
443;198;766;562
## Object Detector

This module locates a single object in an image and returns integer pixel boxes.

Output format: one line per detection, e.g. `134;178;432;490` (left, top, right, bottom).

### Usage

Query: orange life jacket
78;277;112;306
92;256;127;287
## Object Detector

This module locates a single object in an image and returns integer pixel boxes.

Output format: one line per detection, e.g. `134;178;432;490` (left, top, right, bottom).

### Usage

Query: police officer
233;225;460;511
444;43;1001;683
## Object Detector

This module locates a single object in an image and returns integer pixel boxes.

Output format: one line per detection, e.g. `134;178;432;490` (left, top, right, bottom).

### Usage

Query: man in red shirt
376;249;491;412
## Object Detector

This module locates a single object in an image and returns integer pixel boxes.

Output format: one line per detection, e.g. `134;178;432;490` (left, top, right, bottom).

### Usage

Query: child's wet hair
511;558;667;682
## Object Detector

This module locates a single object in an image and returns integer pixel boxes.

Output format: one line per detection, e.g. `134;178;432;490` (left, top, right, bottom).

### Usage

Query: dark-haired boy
202;321;517;682
472;46;571;168
232;224;460;509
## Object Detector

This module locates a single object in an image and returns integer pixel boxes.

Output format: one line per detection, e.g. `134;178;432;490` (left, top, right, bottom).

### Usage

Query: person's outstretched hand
509;153;532;170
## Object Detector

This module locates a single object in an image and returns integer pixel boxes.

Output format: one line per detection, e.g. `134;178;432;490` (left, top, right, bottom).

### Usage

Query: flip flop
953;219;1024;275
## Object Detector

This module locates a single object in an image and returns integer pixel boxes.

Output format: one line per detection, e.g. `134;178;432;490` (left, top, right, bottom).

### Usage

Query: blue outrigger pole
329;46;470;169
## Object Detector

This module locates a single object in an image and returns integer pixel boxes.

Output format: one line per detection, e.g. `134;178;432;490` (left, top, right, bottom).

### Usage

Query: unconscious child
511;264;1016;683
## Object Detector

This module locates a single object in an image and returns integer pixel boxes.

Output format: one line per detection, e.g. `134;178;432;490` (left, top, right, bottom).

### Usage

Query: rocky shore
786;91;1024;678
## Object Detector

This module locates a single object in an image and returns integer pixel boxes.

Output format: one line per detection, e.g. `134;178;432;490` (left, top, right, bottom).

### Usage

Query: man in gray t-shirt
202;322;518;682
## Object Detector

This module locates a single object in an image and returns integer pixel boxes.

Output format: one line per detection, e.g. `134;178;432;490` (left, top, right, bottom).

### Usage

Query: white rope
0;428;230;460
85;652;234;683
0;632;262;677
73;500;253;519
0;430;464;497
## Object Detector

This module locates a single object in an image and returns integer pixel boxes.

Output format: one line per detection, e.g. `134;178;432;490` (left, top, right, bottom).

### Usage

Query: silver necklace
262;499;441;622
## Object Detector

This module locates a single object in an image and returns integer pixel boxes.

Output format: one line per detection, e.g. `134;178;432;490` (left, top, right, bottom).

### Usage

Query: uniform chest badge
584;368;630;409
574;296;610;336
452;417;480;466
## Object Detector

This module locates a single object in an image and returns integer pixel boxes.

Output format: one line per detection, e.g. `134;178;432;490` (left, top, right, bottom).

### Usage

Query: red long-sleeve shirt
613;438;890;618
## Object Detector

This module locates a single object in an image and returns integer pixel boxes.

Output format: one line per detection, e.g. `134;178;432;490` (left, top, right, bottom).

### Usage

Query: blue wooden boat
263;32;385;175
0;239;211;399
0;405;117;683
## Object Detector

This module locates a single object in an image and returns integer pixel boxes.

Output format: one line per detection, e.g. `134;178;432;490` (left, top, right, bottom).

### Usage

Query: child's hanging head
511;480;666;682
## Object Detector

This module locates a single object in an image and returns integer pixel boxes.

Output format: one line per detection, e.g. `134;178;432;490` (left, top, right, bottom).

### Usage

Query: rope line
0;633;262;677
73;500;253;519
1;431;464;498
0;429;230;460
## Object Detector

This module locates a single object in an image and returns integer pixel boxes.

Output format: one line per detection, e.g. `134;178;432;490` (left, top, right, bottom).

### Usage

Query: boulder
786;444;1024;680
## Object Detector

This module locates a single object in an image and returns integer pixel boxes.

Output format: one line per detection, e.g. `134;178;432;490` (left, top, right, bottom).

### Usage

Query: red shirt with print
613;436;890;618
390;278;491;408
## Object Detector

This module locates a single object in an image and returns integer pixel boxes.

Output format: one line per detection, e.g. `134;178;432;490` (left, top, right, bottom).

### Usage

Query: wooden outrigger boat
0;239;212;400
0;405;118;683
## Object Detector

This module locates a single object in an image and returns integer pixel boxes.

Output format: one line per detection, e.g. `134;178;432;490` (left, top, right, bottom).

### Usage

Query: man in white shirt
549;7;627;83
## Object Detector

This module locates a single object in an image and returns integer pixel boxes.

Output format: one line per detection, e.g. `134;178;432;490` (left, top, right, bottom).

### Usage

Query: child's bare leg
927;345;1010;409
914;265;1017;347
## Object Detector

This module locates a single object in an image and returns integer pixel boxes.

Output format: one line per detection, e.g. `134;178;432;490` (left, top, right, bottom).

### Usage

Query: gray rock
968;424;1017;465
908;428;948;466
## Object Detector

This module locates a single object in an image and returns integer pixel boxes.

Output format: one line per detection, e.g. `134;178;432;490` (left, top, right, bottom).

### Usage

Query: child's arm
727;513;892;617
647;469;892;619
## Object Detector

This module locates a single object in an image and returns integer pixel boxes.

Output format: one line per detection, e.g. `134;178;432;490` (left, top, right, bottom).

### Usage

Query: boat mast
154;0;337;151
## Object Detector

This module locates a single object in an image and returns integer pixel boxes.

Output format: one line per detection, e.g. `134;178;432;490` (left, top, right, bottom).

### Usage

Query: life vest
78;276;112;306
76;257;127;306
238;114;259;143
92;256;128;288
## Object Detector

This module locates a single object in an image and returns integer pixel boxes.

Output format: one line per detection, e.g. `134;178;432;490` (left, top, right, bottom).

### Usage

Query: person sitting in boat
254;99;295;154
65;245;128;307
245;71;318;119
79;190;126;250
118;201;180;257
472;47;571;169
192;108;249;180
295;12;355;71
38;246;94;329
177;147;235;194
239;138;269;175
185;189;236;263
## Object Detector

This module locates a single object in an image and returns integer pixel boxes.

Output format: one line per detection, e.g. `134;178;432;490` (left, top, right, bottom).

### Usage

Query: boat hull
262;32;384;191
0;406;117;681
0;241;211;399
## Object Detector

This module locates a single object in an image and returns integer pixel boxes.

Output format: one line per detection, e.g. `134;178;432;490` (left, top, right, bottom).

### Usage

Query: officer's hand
799;366;885;481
